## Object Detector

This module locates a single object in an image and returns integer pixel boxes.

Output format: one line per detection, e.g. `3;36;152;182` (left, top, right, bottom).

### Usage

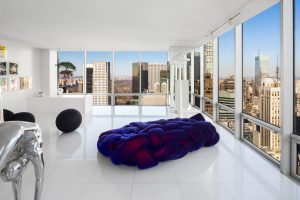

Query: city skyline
58;51;168;77
218;3;280;79
243;3;280;78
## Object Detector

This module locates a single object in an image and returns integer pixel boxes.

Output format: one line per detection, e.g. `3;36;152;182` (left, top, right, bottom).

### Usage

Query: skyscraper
204;41;214;115
132;62;148;93
255;55;269;95
86;64;93;93
148;64;167;93
204;40;213;74
92;62;110;106
251;78;281;160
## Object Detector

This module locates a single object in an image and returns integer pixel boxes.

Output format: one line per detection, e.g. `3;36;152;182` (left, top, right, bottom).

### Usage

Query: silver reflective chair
0;121;44;200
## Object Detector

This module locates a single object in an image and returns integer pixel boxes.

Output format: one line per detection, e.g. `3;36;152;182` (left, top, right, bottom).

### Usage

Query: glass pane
57;51;84;93
219;29;235;109
204;99;213;117
141;94;167;105
243;119;281;162
187;53;191;103
92;95;111;106
194;49;201;95
243;3;281;127
93;106;112;116
297;144;300;176
114;107;139;115
295;0;300;135
140;52;168;96
142;106;167;116
115;95;139;105
218;108;235;132
86;51;112;94
194;96;200;108
114;52;140;93
204;41;214;100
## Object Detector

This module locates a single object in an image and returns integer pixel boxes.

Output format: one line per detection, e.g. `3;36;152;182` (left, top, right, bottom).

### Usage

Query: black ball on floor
56;109;82;133
8;112;36;123
3;109;14;121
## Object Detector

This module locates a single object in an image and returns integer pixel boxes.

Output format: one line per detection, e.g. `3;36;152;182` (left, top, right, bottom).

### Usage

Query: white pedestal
175;80;189;117
26;95;93;114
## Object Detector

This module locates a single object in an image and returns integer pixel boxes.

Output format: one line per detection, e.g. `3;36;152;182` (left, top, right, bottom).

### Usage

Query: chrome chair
0;121;44;200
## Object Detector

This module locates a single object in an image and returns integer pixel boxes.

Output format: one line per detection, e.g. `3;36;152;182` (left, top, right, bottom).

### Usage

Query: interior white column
191;51;195;106
169;60;175;107
200;46;205;111
280;0;293;175
40;49;58;97
112;51;115;105
213;38;219;122
235;25;243;139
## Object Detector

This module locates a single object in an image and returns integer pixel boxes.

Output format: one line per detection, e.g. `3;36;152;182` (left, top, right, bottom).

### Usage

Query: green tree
57;62;77;78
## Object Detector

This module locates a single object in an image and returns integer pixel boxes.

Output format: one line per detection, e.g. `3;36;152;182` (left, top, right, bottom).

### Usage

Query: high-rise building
92;62;110;106
148;64;167;93
86;64;93;93
255;55;269;95
251;78;281;160
161;82;168;94
219;90;235;108
204;72;213;114
204;40;213;74
204;41;214;115
132;62;148;93
219;75;235;91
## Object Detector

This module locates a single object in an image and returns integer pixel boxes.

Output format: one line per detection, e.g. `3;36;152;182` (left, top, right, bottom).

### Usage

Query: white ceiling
0;0;257;50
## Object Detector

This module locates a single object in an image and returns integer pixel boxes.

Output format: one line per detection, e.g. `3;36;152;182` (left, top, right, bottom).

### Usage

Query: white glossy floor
0;106;300;200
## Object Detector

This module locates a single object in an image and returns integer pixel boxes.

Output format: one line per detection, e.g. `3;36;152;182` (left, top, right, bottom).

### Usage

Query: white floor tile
179;182;235;200
131;183;181;200
35;183;86;200
90;155;135;183
134;162;177;183
79;184;132;200
47;159;98;183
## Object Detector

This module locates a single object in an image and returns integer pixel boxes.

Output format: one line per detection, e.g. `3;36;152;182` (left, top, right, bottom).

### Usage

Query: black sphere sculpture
3;109;15;121
56;109;82;133
8;112;36;123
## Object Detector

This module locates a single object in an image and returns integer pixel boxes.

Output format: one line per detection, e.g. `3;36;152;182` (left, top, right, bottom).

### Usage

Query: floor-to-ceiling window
86;51;112;105
140;52;168;105
294;0;300;176
114;52;140;105
203;40;214;117
57;51;169;106
57;51;84;94
218;29;235;132
242;2;281;162
194;49;201;108
187;53;192;103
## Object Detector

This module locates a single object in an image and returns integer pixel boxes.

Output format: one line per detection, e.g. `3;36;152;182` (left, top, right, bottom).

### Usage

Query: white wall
40;49;58;97
0;39;41;112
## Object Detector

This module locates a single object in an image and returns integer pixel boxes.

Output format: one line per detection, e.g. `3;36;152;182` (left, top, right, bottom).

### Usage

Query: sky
219;29;235;78
296;0;300;79
86;51;113;64
242;3;281;79
114;52;168;76
58;51;168;77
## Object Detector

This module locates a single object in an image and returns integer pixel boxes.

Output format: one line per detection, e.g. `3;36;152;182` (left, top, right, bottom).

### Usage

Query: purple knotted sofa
97;113;219;169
